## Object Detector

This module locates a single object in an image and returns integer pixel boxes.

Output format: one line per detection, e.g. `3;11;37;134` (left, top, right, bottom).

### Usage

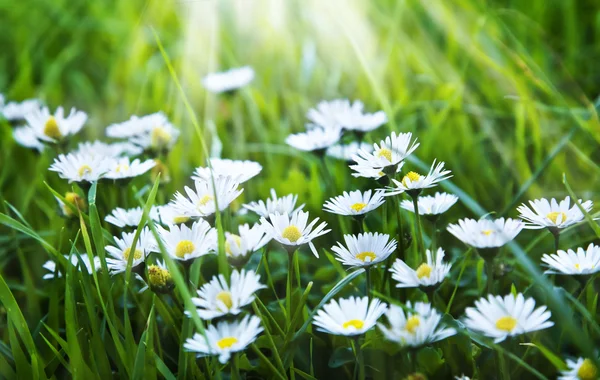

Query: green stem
286;250;296;324
353;337;365;380
430;217;438;253
382;196;403;291
231;353;241;380
498;349;510;380
411;194;424;262
486;259;494;294
552;230;560;254
365;267;372;301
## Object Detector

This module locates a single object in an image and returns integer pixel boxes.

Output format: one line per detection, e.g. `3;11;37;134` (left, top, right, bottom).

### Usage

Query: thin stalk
382;196;403;291
498;349;509;380
430;217;438;253
411;194;424;262
286;250;296;325
551;229;560;254
353;337;365;380
365;267;372;301
486;259;494;294
231;353;241;380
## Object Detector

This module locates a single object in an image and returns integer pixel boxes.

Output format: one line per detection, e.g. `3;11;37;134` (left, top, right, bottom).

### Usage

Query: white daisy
105;228;155;274
331;232;396;268
307;99;387;132
225;224;271;267
104;206;161;228
56;192;86;218
463;293;554;343
129;122;180;152
400;192;459;216
323;189;386;217
447;218;525;249
559;357;598;380
1;98;42;121
350;132;419;175
192;158;262;183
286;127;342;152
135;259;174;294
184;315;263;364
104;157;156;180
541;243;600;275
190;270;265;320
106;112;180;152
25;106;87;143
326;142;373;161
387;160;452;195
517;196;594;230
155;219;217;261
42;254;101;279
201;66;255;94
378;302;456;347
49;153;112;183
74;140;143;157
13;126;44;152
390;248;451;288
156;203;196;225
173;176;243;218
260;211;330;257
313;296;387;336
242;188;304;218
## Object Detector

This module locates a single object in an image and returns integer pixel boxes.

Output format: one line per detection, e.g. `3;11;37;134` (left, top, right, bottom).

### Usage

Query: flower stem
411;194;425;262
286;250;296;323
486;259;494;294
365;267;372;301
231;353;241;380
353;337;365;380
430;216;439;253
552;230;560;254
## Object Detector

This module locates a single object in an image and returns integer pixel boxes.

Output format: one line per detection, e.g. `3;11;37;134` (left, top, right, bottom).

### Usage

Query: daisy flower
390;248;451;288
242;189;304;218
13;126;44;152
541;243;600;275
400;192;459;216
323;189;386;217
202;66;255;94
184;315;263;364
351;132;419;175
517;196;594;230
1;98;42;121
104;157;156;180
260;211;330;257
49;153;112;183
387;160;452;196
463;293;554;343
307;99;387;132
286;127;341;152
447;218;525;249
326;142;373;161
155;219;217;261
136;260;174;294
75;140;143;157
104;206;161;228
43;254;101;279
25;106;87;143
559;357;598;380
225;224;271;267
190;270;265;320
192;158;262;183
156;203;195;225
106;112;180;152
331;232;396;268
105;228;155;274
313;296;387;336
378;302;456;347
56;192;87;218
173;176;243;218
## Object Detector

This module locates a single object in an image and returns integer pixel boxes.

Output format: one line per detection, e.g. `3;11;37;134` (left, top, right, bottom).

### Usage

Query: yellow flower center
282;225;301;243
405;316;420;334
151;159;170;183
546;211;567;225
350;202;367;213
175;240;195;258
78;165;93;178
123;247;143;261
44;116;62;139
216;337;238;349
575;263;581;270
355;251;377;262
151;126;172;149
577;359;598;380
376;148;392;162
495;316;517;332
147;265;171;287
226;234;242;256
198;195;213;207
342;319;365;330
63;192;85;216
115;164;130;173
216;291;234;310
481;229;494;236
416;263;432;279
402;171;421;186
172;216;190;224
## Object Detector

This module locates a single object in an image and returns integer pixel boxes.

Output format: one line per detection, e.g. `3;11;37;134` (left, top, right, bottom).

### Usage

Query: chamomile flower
331;232;396;268
104;157;156;180
351;132;419;175
49;153;112;183
192;158;262;183
323;189;386;217
225;224;271;267
260;211;330;257
390;248;451;288
43;254;101;279
313;296;387;336
326;142;373;161
106;112;180;152
155;219;217;261
56;192;87;218
1;98;42;121
184;315;263;364
378;302;456;347
136;260;174;294
104;206;161;228
25;106;87;143
157;203;195;225
190;270;265;320
559;357;598;380
517;196;594;230
447;218;525;249
463;293;553;343
13;126;44;152
387;160;452;195
285;127;341;152
173;176;243;217
202;66;255;94
400;192;459;216
541;243;600;275
75;140;143;157
307;99;387;132
242;189;304;218
105;228;155;274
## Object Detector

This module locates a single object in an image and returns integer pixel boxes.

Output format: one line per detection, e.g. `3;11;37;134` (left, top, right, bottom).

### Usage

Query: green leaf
520;342;567;371
328;347;355;368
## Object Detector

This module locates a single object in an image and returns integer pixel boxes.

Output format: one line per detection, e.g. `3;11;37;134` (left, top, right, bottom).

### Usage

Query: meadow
1;0;600;379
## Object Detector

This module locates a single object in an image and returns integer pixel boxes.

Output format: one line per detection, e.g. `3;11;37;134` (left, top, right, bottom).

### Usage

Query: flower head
136;260;174;294
313;296;387;336
56;192;87;218
25;106;87;143
243;189;304;218
307;99;386;132
350;132;419;176
260;211;330;257
43;254;101;279
323;189;386;217
390;248;451;288
75;140;143;157
400;192;458;216
155;219;217;261
13;126;44;152
326;142;373;162
387;160;452;195
559;357;598;380
104;206;161;228
541;243;600;276
1;98;42;121
49;153;112;183
225;224;271;267
105;228;155;274
192;158;262;184
202;66;255;94
106;112;180;152
331;232;396;268
172;176;243;218
104;157;156;180
286;127;341;152
447;218;524;249
517;196;593;230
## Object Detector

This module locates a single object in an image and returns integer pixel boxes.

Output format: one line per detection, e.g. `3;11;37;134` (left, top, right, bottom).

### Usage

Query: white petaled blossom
25;106;87;143
390;248;451;288
517;196;594;230
155;219;217;261
106;112;180;152
192;158;262;183
225;224;271;267
202;66;255;93
260;211;330;257
558;357;598;380
326;142;373;161
307;99;387;132
184;315;263;364
43;254;101;279
331;232;396;268
135;259;174;294
49;153;112;183
313;296;387;336
1;98;42;121
13;126;44;152
156;204;195;226
378;302;457;347
387;160;452;195
190;270;266;320
104;157;156;180
285;127;341;152
447;218;525;249
104;206;161;228
75;140;143;157
541;244;600;276
323;189;386;217
172;176;243;218
242;189;304;218
350;132;419;176
56;192;87;218
400;192;459;216
463;293;554;343
105;228;155;274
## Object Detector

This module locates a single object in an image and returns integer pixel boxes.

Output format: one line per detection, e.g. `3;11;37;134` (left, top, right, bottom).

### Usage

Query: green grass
1;0;600;378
